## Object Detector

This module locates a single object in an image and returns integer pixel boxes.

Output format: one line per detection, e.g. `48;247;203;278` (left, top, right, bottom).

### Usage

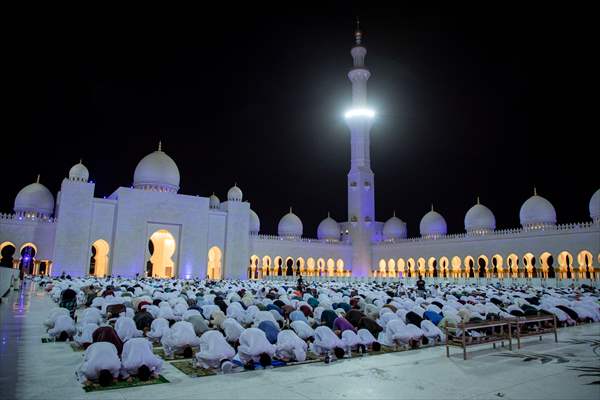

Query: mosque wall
222;200;250;280
0;218;56;260
89;198;117;247
207;211;226;252
109;187;209;279
52;179;96;276
373;224;600;276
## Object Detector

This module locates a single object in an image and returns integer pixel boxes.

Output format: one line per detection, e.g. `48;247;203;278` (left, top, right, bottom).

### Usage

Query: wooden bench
509;315;557;349
445;319;512;360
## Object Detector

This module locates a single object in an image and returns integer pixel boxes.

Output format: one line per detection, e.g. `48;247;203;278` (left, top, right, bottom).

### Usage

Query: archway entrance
0;242;16;268
148;230;176;278
89;239;110;277
207;246;223;280
19;244;36;275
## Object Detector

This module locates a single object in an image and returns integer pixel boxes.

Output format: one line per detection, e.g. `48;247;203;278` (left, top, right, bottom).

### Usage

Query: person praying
76;341;121;387
120;337;163;380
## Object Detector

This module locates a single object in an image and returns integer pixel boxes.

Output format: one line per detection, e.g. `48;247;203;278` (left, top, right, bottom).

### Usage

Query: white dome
227;184;243;202
249;209;260;234
519;190;556;227
209;193;220;209
383;213;407;240
14;180;54;216
133;144;180;193
464;200;496;233
278;209;303;238
317;214;340;241
419;207;447;237
590;188;600;222
68;161;89;182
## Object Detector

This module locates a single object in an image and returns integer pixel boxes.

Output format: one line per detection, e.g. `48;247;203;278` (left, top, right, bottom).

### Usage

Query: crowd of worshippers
37;275;600;386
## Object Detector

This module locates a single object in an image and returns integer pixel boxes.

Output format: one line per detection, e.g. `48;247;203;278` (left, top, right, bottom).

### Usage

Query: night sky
4;5;596;237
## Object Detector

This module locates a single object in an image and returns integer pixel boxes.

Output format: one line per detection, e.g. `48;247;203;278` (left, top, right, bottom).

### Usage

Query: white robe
290;321;315;340
48;315;76;338
310;326;343;354
275;330;307;362
147;318;170;341
236;327;276;364
421;320;445;341
79;308;102;326
120;338;163;378
223;318;245;343
77;342;121;382
341;330;361;351
44;308;70;329
195;331;236;369
161;321;201;357
74;323;99;345
115;316;142;342
357;328;377;346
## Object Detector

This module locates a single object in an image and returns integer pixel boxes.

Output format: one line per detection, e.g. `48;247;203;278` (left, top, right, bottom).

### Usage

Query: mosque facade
1;29;599;281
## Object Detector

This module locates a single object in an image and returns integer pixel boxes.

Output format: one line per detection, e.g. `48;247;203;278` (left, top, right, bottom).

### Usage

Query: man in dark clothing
416;276;426;298
406;311;424;327
133;309;154;332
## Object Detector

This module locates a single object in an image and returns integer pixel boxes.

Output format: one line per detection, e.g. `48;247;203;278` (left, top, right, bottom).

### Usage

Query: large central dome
133;143;180;193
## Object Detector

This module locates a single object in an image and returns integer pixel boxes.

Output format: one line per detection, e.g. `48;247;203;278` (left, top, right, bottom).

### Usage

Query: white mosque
1;28;599;282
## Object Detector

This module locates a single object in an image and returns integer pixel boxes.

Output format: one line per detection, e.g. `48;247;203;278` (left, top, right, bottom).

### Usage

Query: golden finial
289;206;293;214
477;196;480;205
36;174;40;183
534;186;537;196
158;141;162;151
431;203;434;212
79;158;83;164
393;210;396;217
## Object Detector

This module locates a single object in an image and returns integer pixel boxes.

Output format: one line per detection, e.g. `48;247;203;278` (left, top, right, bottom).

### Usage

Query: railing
0;213;56;224
251;234;348;246
375;221;599;248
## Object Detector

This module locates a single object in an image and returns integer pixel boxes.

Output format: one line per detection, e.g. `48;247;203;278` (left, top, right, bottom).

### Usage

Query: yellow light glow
344;108;375;119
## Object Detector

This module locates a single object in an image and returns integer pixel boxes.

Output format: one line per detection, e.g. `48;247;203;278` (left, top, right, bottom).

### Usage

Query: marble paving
1;282;599;400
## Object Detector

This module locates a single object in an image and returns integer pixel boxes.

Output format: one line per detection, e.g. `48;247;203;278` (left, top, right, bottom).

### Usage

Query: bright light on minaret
344;108;375;119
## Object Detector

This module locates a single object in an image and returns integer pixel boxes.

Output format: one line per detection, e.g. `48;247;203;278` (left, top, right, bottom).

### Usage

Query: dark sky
4;5;596;237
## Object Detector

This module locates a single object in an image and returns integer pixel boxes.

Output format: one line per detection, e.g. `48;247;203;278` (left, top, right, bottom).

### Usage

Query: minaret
345;19;375;277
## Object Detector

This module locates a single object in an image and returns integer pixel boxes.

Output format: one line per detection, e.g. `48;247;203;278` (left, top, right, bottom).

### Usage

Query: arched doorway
285;257;294;276
477;255;488;278
207;246;222;280
0;242;16;268
451;256;461;278
89;239;110;277
492;254;503;278
336;259;345;277
19;243;37;275
507;254;519;278
275;256;283;276
577;250;594;280
464;256;475;278
262;256;271;277
397;258;406;278
317;258;325;277
307;257;315;276
148;230;176;278
326;258;335;277
378;259;387;277
407;258;416;278
428;257;437;278
439;257;449;278
558;251;573;279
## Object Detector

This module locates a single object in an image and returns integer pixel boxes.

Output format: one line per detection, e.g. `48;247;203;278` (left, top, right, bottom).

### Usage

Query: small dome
419;206;447;238
278;208;303;238
464;199;496;233
14;178;55;217
209;193;220;209
519;189;556;228
590;188;600;222
383;213;407;240
249;209;260;234
227;184;243;202
133;143;180;193
317;214;340;241
69;160;89;182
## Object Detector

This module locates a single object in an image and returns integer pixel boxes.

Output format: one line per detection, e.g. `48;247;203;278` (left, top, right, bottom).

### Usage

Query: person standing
416;276;426;298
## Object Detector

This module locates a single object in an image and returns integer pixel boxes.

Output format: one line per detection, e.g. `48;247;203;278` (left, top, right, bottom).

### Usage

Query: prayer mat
153;347;196;360
82;375;169;392
41;337;53;343
70;342;84;352
170;361;217;377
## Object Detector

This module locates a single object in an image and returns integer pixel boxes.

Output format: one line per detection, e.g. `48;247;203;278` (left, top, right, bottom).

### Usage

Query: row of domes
11;144;600;239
